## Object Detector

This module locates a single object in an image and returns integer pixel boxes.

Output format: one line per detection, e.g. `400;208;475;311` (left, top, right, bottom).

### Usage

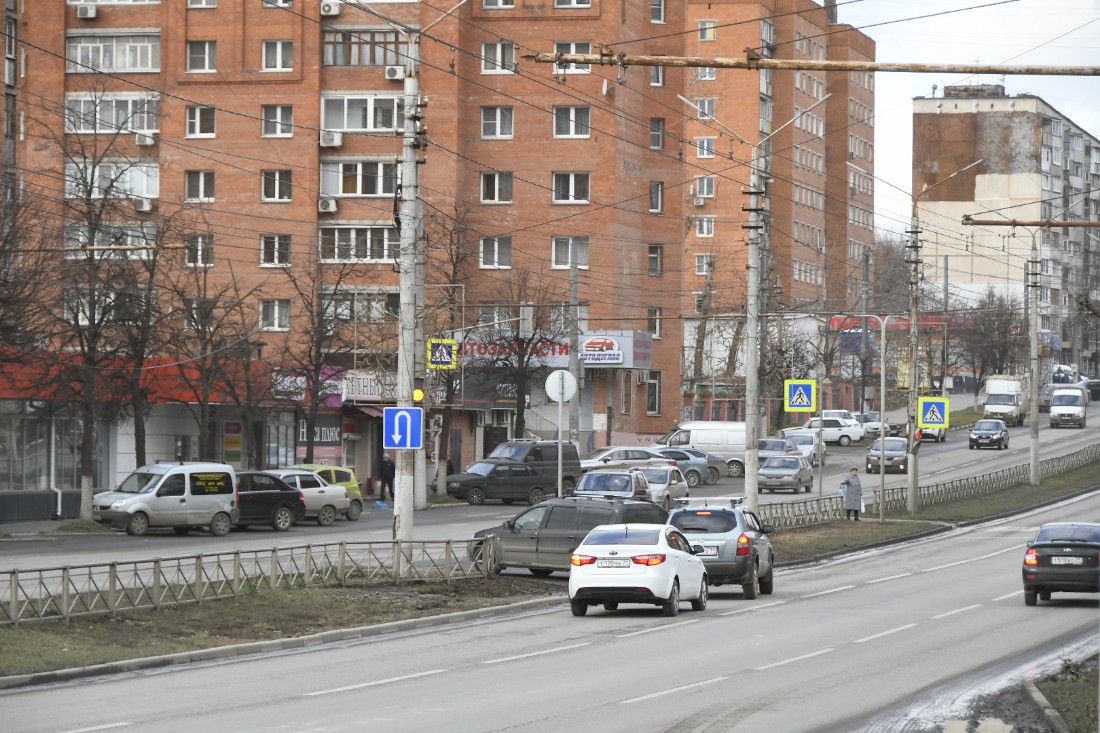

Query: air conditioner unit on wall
385;65;403;81
473;411;486;427
636;369;648;385
132;197;152;213
319;130;342;148
135;133;155;147
318;197;338;214
694;197;705;207
320;1;341;17
76;3;97;20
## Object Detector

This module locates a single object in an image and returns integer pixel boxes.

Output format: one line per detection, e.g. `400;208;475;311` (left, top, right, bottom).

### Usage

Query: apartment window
648;244;663;275
482;41;515;73
480;236;512;268
555;0;591;6
260;299;291;331
697;67;716;81
695;175;715;197
186;41;216;72
479;306;515;328
483;0;515;7
697;98;716;120
696;137;716;158
66;94;160;134
480;172;513;203
553;106;590;137
699;20;717;41
66;161;160;199
649;118;664;150
322;96;401;131
481;106;514;138
319;225;399;261
188;0;217;7
261;234;291;266
323;29;404;66
325;292;400;324
551;303;588;332
648;307;662;337
695;254;713;275
185;234;213;267
321;161;397;197
552;235;589;268
261;105;294;137
646;371;661;415
186;105;215;137
648;182;663;213
262;0;292;7
261;170;292;201
650;65;663;87
696;216;715;237
262;40;293;71
554;41;591;73
184;298;215;331
185;170;215;201
66;34;161;73
650;0;664;23
553;172;590;204
65;223;155;260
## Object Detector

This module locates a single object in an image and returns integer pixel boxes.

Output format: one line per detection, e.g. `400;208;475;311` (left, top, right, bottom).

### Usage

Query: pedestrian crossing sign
784;379;817;413
918;396;950;429
427;339;457;370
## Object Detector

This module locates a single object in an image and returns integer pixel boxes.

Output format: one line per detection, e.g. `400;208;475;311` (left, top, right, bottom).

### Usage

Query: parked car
757;456;814;493
580;446;672;473
445;459;551;506
904;423;947;443
568;524;708;617
856;411;901;437
573;468;651;500
487;440;583;494
676;448;727;484
632;465;690;509
655;448;709;487
470;495;669;576
757;438;802;459
1087;379;1100;401
969;419;1009;450
92;462;238;537
266;469;351;526
865;437;909;474
1038;383;1054;412
783;418;865;446
1022;522;1100;606
235;471;307;531
786;432;827;466
288;464;363;521
667;501;775;598
822;409;860;427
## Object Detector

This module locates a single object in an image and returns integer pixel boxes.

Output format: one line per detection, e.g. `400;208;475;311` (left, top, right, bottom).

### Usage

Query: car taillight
631;554;667;566
736;533;751;556
1024;549;1038;566
571;554;597;566
297;492;305;502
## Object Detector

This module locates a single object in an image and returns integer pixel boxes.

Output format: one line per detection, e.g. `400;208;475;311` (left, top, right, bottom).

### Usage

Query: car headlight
969;432;977;438
111;499;128;509
447;481;460;489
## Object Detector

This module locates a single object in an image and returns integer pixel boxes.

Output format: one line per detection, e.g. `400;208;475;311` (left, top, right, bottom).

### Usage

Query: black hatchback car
235;471;307;531
1022;522;1100;606
968;419;1009;450
446;458;551;506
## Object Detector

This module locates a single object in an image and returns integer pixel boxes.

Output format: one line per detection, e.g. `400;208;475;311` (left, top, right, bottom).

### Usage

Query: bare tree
956;286;1026;392
871;236;910;314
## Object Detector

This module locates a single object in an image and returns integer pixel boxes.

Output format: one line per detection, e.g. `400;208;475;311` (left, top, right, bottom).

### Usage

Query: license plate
701;547;719;556
597;559;630;568
1051;556;1084;565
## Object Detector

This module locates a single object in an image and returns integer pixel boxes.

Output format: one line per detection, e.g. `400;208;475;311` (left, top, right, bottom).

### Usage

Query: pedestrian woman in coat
839;466;864;521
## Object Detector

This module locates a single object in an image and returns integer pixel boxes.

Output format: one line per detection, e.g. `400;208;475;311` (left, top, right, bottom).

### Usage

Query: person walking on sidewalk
839;466;864;521
378;452;396;502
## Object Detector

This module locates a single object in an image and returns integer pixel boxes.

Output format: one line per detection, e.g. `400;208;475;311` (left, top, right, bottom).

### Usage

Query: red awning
346;404;385;418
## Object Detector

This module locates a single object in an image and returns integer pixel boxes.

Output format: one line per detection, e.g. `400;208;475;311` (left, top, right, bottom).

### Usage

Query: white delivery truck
983;374;1029;427
655;421;747;478
1049;386;1088;428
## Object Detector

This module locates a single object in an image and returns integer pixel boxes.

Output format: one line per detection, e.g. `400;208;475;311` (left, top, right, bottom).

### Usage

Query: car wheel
345;500;362;521
527;487;546;505
758;565;774;595
466;487;486;506
939;432;947;442
706;467;721;485
838;435;852;447
662;581;680;617
561;478;576;496
969;444;975;450
316;505;336;526
728;461;745;478
529;568;554;577
804;481;812;493
690;578;708;611
685;470;701;488
1024;590;1038;606
272;506;294;531
663;495;672;512
125;512;149;537
1039;591;1051;601
570;599;589;617
603;602;619;611
209;512;232;537
742;563;760;600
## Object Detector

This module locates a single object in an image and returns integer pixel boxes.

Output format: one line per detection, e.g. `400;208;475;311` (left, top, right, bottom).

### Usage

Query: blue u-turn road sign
383;407;424;450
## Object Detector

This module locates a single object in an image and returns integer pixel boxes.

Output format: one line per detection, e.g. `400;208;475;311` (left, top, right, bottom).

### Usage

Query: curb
1024;678;1073;733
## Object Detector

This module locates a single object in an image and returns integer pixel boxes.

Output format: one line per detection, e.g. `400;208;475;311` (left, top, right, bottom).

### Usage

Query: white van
92;462;238;536
655;421;747;477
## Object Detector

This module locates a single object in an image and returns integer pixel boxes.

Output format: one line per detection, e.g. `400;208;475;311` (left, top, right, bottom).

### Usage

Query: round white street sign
545;369;578;403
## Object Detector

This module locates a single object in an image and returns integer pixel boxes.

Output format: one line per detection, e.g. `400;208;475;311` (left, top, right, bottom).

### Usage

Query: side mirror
761;523;775;534
504;519;515;530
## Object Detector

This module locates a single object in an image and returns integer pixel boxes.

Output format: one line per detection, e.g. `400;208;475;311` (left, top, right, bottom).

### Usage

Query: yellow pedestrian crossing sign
918;396;950;428
784;379;817;412
427;339;457;370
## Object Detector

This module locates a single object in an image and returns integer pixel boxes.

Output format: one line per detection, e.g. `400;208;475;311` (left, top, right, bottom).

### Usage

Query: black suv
470;495;668;576
445;458;551;505
486;439;582;493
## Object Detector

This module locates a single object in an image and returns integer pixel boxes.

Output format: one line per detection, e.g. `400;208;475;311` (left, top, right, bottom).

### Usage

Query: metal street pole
1028;230;1041;486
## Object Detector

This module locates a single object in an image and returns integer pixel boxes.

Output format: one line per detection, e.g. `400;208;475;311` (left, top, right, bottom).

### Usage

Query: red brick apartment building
2;0;873;519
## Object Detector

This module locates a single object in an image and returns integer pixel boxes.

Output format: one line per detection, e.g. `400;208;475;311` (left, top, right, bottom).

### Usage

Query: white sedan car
568;524;708;617
265;469;351;526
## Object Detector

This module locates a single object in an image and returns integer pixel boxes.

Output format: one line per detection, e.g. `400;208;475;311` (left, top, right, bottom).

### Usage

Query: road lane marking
755;648;835;670
932;604;981;619
803;585;856;598
867;572;912;584
481;642;589;664
993;589;1023;601
619;676;729;704
922;545;1019;571
56;726;133;733
719;600;784;616
617;620;698;637
305;669;447;695
854;624;917;643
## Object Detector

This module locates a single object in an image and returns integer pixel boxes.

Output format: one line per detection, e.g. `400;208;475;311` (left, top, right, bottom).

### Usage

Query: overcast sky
833;0;1100;235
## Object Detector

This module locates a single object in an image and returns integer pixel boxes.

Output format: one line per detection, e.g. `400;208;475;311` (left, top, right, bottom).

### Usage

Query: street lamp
906;159;984;513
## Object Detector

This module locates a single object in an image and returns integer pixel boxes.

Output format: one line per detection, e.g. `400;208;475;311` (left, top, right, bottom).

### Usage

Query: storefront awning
346;404;385;418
